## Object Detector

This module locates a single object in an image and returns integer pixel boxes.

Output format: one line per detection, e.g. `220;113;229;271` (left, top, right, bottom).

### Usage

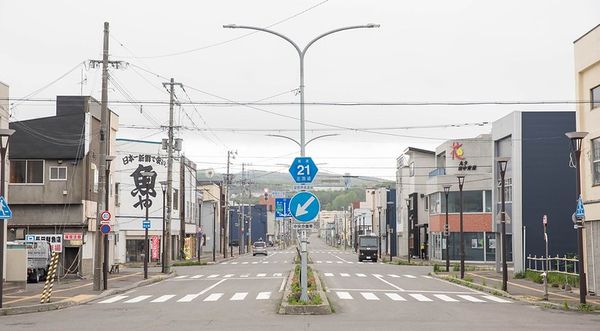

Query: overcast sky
1;0;599;182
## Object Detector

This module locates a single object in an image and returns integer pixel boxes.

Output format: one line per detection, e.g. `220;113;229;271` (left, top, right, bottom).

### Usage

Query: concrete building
114;139;199;263
198;181;223;258
426;135;493;262
492;112;577;273
7;96;118;276
574;24;600;295
396;147;435;259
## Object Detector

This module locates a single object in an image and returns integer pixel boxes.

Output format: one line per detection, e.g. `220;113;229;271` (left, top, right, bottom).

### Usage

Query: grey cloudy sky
2;0;599;181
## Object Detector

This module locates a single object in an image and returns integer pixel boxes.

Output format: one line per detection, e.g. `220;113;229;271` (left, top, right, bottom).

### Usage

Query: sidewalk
1;266;171;315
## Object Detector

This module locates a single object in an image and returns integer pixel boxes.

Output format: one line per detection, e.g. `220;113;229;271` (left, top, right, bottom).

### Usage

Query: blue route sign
0;196;12;219
576;194;585;220
143;219;151;229
289;191;320;223
100;223;111;234
275;198;291;218
288;157;318;184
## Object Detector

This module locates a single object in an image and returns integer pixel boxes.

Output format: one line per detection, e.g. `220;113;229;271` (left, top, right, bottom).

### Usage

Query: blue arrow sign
143;219;151;229
0;196;12;219
576;194;585;220
289;191;320;223
289;157;318;184
275;198;291;218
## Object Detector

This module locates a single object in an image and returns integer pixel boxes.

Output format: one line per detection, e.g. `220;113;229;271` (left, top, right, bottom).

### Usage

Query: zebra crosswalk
322;273;432;280
333;291;511;304
169;272;285;280
98;291;274;305
314;260;384;265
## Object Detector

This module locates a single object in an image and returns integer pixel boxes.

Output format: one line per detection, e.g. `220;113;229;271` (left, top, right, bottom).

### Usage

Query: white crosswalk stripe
223;274;234;278
231;262;238;265
409;294;433;302
481;295;511;303
242;262;248;264
99;295;127;304
316;261;322;263
178;294;200;302
191;275;203;279
458;295;486;303
207;274;219;278
326;261;333;264
324;273;334;277
337;261;343;264
204;293;224;302
256;273;267;277
336;291;353;300
356;273;367;277
361;292;379;300
151;295;176;303
262;261;269;264
125;295;151;303
175;275;188;279
252;262;258;264
385;293;406;301
422;275;433;279
240;274;250;278
221;262;229;265
256;292;271;300
434;294;459;302
230;292;248;301
340;273;350;277
273;273;283;277
404;275;417;279
388;274;401;278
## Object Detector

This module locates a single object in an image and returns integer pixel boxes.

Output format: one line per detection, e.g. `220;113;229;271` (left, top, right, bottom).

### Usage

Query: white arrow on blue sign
0;196;13;219
143;219;151;229
288;157;318;184
289;191;320;222
575;194;585;220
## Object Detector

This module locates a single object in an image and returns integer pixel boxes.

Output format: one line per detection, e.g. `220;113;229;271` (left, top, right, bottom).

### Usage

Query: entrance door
63;247;81;275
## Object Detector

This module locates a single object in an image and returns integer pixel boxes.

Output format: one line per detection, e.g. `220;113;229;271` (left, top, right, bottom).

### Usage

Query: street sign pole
300;229;308;302
543;215;549;301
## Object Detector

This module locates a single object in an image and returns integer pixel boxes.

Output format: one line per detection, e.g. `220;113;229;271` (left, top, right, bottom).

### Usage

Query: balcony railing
428;167;446;178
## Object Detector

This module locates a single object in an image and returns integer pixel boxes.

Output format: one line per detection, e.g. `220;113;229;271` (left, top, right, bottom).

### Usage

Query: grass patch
172;260;207;267
523;270;579;287
287;265;322;305
464;275;474;283
562;301;569;311
433;264;441;272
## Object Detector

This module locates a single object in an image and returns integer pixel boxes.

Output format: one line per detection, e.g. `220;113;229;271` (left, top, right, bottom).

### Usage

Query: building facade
492;111;577;273
427;135;493;262
574;24;600;295
7;96;118;276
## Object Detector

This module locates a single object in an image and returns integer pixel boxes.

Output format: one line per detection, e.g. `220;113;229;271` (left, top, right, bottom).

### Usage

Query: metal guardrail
526;254;579;276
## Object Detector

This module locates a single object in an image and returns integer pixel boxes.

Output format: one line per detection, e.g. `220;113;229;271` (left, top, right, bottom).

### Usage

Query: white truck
16;240;52;283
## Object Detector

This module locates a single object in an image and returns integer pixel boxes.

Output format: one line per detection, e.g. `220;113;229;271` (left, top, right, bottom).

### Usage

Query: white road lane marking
151;295;176;303
361;292;380;300
231;262;238;265
204;293;224;302
252;262;258;264
223;274;234;278
326;261;333;264
256;292;271;300
356;273;367;277
336;292;353;300
385;293;406;301
99;295;128;304
207;274;219;278
262;261;269;264
409;294;433;302
178;279;227;302
279;277;286;292
316;261;322;263
422;275;433;279
230;292;248;301
434;294;459;302
273;273;283;277
124;295;152;303
175;275;188;279
336;261;343;264
191;275;204;279
387;274;401;278
221;262;229;264
257;273;267;277
242;262;248;265
404;275;417;279
481;295;511;303
458;295;486;303
324;273;334;277
240;274;250;278
340;273;350;277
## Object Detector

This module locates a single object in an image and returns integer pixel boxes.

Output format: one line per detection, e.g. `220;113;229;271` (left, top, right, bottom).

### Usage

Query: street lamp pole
566;131;589;304
224;24;379;157
160;181;167;273
0;128;15;309
377;206;382;260
141;171;155;280
405;198;411;264
457;175;466;279
497;157;510;292
443;185;451;272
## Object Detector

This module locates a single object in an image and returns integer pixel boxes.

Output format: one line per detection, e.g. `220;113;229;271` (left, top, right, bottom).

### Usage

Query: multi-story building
198;181;223;257
427;135;493;262
574;24;600;295
7;96;118;276
396;147;435;259
492;111;577;273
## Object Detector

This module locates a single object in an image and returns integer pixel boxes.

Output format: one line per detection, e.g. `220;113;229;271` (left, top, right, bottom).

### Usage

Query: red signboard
64;233;83;241
151;235;160;260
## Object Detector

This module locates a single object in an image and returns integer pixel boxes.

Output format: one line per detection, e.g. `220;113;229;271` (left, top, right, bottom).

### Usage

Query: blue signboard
0;196;13;219
100;223;111;234
288;157;318;184
289;191;320;223
275;198;291;218
576;194;585;220
143;219;151;229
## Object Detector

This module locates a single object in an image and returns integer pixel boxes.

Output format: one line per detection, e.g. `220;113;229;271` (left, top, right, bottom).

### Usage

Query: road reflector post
40;252;60;304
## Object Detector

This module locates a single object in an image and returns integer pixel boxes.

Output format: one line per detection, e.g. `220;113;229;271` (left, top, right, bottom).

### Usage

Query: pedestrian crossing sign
0;196;12;219
575;195;585;220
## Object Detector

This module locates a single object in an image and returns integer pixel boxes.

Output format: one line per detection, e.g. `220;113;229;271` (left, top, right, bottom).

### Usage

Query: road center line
279;276;287;292
330;253;352;263
373;274;405;292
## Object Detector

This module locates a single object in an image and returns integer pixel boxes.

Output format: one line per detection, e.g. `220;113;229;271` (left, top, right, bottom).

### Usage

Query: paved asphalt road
2;234;599;330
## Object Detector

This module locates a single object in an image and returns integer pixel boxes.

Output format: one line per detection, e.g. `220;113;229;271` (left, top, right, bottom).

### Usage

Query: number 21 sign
288;157;319;184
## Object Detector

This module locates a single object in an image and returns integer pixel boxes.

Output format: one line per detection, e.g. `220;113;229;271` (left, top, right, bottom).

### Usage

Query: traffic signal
263;188;269;201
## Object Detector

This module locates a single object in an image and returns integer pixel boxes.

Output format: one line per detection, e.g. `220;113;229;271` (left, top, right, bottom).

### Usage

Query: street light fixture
224;24;379;157
457;175;466;279
443;185;451;272
565;131;589;304
159;180;167;273
0;128;15;309
497;157;510;292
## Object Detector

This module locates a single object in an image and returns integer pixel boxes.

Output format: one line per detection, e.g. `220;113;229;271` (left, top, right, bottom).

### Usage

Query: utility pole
180;156;186;260
224;151;235;258
240;163;245;255
162;78;182;274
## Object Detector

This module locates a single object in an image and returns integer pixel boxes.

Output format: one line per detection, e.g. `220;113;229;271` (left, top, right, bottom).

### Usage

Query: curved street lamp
224;24;380;156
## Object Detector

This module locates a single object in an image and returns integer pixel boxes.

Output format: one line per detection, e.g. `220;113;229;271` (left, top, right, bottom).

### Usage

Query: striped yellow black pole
40;252;59;304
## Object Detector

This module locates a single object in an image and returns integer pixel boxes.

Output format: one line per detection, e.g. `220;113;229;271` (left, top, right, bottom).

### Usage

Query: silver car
252;241;267;256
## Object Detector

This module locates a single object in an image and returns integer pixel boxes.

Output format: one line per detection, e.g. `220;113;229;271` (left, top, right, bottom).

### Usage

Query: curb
278;268;331;315
431;272;600;313
0;272;176;316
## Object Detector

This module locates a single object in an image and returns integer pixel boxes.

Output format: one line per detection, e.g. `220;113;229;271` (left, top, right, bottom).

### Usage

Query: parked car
252;241;267;256
16;240;52;283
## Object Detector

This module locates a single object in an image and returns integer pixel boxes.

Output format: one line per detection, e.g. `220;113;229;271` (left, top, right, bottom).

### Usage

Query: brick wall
429;213;492;232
